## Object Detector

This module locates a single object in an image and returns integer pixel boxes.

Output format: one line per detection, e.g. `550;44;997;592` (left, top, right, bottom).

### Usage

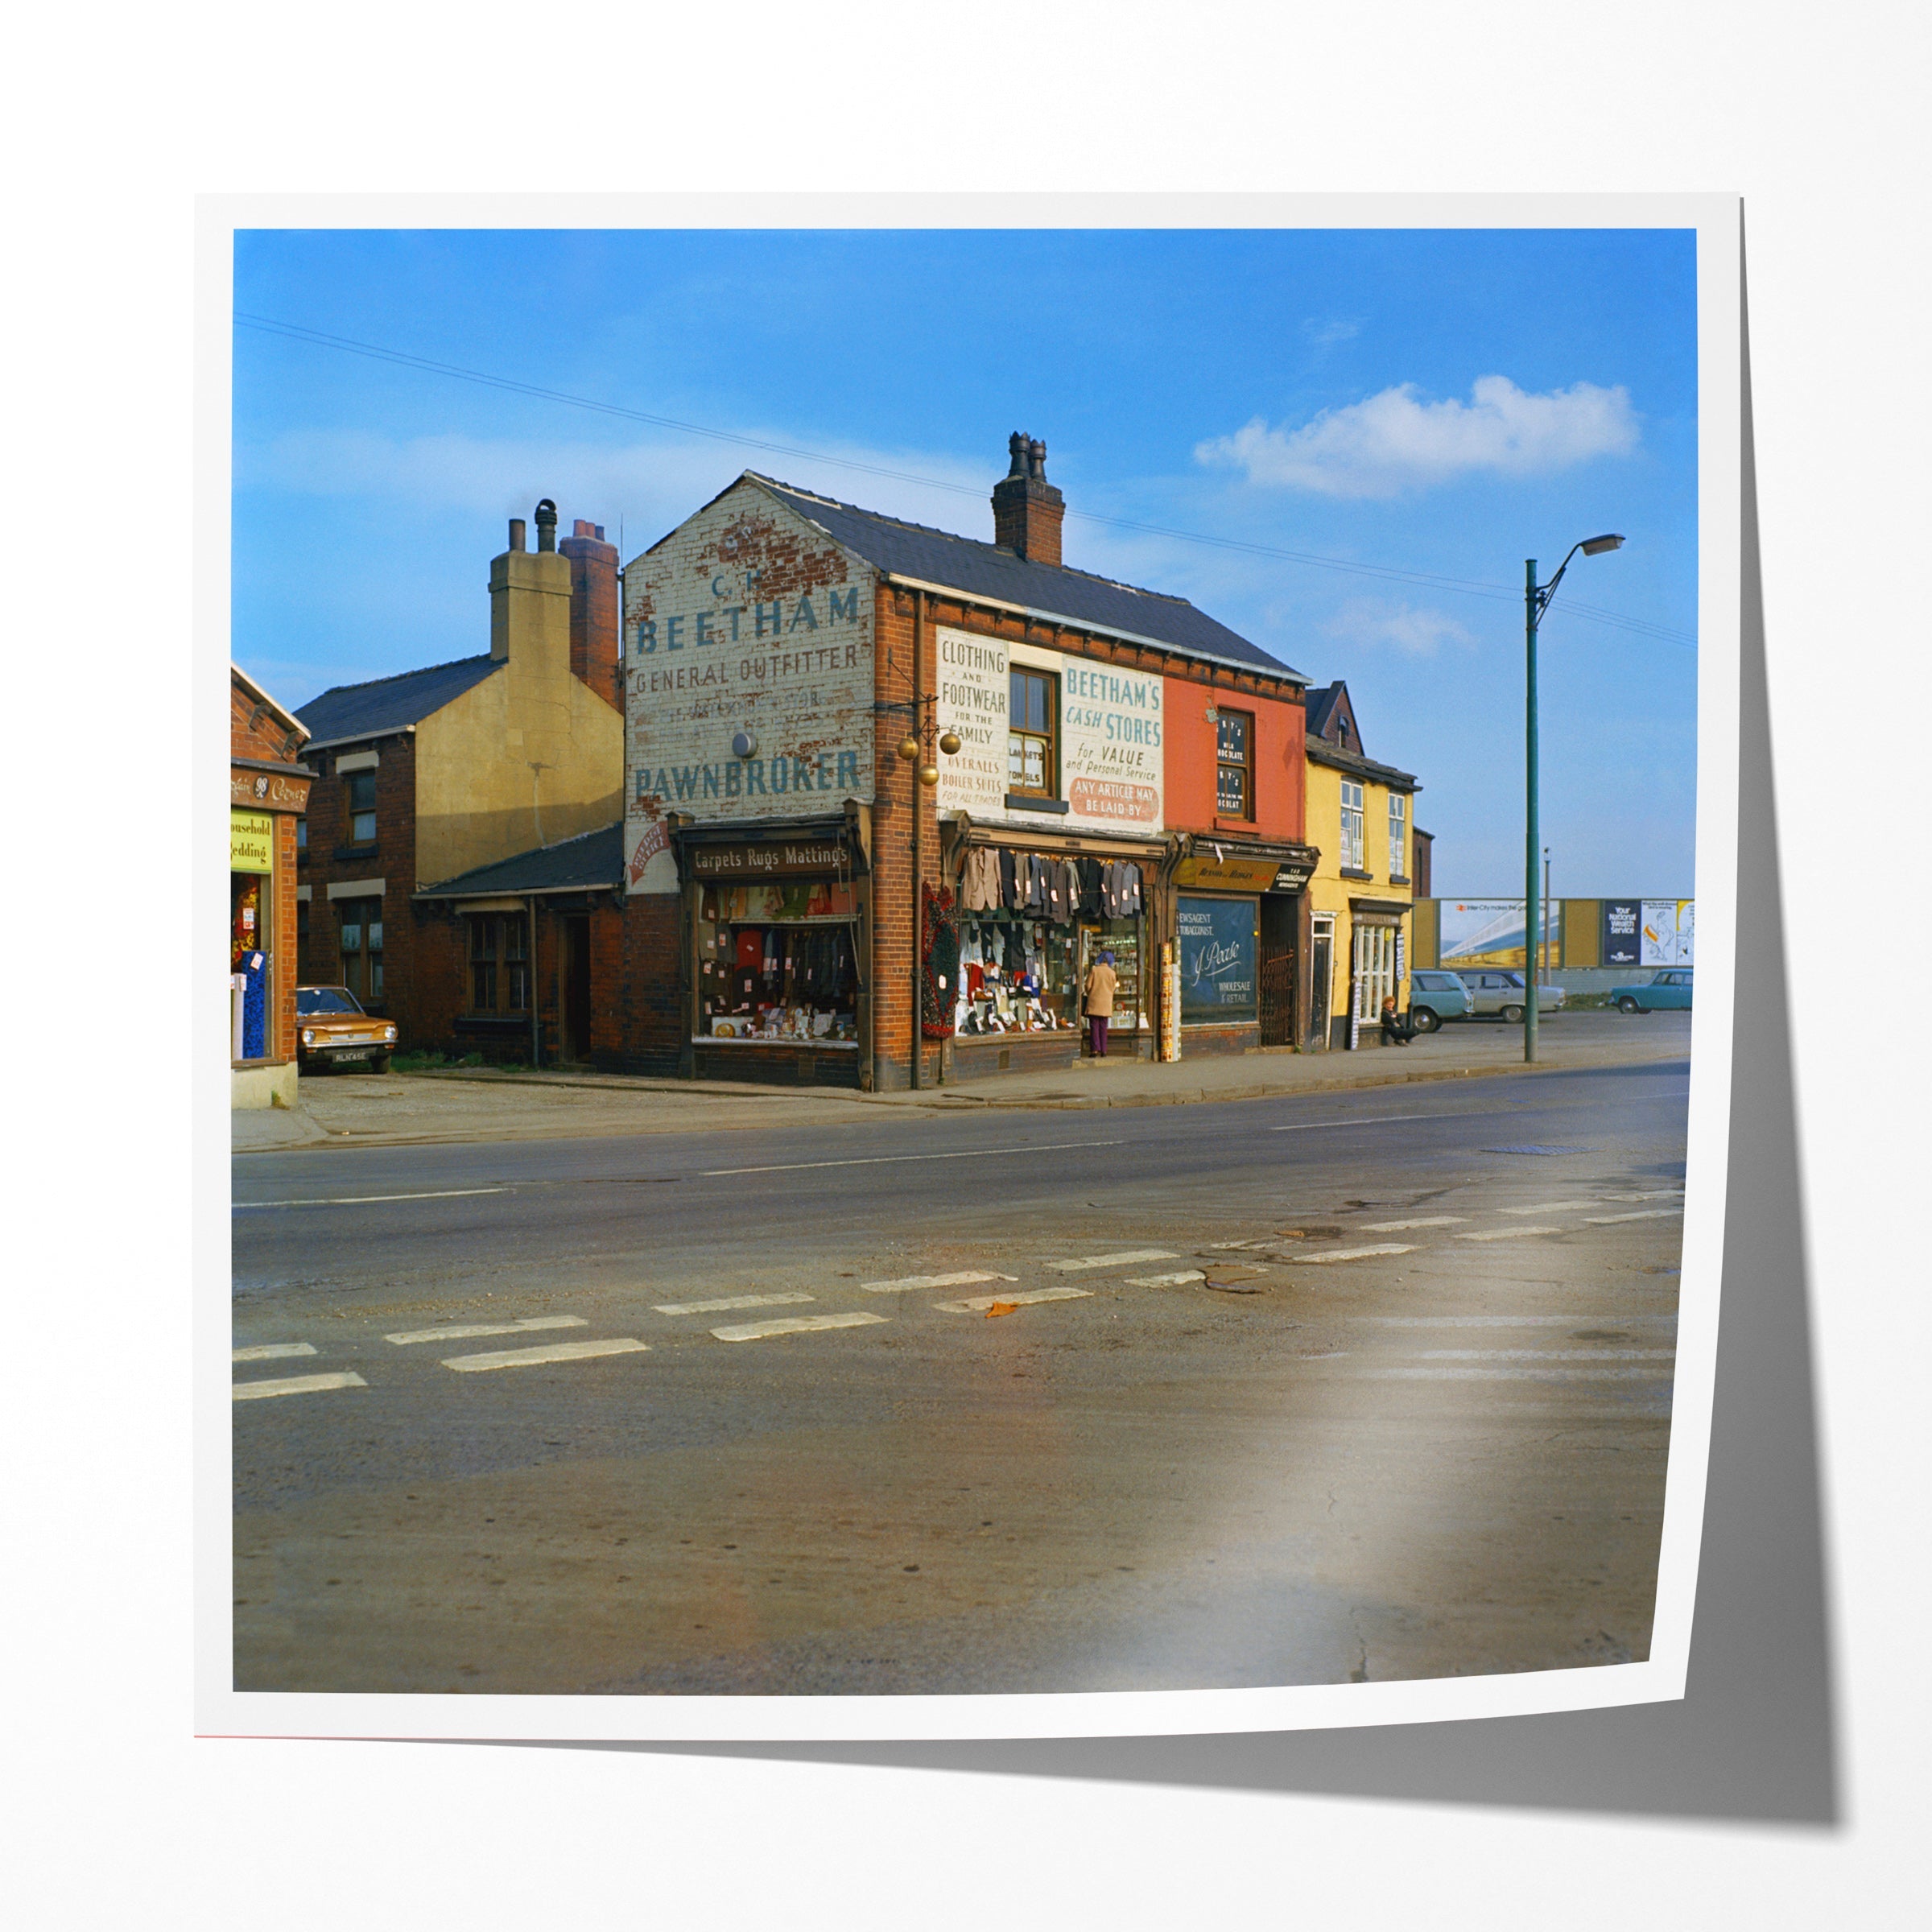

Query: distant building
295;502;623;1061
1302;681;1422;1049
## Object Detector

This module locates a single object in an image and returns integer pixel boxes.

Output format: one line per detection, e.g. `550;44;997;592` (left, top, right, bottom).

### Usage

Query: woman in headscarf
1083;947;1118;1059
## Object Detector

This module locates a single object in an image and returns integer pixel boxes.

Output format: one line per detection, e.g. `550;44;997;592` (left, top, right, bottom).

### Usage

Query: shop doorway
1309;914;1335;1051
1258;894;1298;1046
560;914;592;1063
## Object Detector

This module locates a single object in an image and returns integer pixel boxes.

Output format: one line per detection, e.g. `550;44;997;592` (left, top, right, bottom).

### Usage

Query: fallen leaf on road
985;1302;1019;1319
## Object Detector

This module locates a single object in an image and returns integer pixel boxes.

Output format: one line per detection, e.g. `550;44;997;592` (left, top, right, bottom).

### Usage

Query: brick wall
615;890;683;1074
297;733;424;1038
1162;673;1307;840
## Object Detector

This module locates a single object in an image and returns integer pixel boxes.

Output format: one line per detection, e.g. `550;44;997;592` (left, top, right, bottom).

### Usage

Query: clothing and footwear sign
935;625;1165;833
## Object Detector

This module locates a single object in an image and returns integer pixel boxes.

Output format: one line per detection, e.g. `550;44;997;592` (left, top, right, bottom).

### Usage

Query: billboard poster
1437;898;1561;971
1641;899;1695;966
1176;894;1257;1021
1602;899;1642;966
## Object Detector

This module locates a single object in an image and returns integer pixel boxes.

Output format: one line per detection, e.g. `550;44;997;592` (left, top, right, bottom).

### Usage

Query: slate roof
295;653;502;746
745;474;1306;682
1306;737;1419;792
1303;680;1344;741
415;821;625;898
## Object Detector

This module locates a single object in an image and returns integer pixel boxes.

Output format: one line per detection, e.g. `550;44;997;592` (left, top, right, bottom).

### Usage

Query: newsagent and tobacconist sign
1176;894;1258;1021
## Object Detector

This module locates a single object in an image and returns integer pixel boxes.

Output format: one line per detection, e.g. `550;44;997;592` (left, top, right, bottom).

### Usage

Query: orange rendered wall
1161;676;1306;842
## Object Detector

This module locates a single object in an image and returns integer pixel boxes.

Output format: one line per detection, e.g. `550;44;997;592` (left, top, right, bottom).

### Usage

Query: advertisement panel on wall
1641;898;1695;966
934;626;1164;833
1601;899;1642;965
1176;894;1257;1021
1437;898;1561;970
623;485;875;894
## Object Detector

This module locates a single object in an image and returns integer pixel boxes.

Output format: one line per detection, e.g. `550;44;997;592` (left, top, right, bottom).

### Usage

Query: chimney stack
559;517;621;704
490;499;572;665
991;431;1065;567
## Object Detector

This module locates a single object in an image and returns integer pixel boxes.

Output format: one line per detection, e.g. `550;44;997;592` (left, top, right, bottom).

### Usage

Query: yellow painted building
1302;682;1421;1050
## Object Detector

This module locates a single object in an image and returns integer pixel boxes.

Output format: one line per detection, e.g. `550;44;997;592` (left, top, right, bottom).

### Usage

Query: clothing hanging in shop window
999;848;1019;911
1077;857;1103;916
963;846;1000;911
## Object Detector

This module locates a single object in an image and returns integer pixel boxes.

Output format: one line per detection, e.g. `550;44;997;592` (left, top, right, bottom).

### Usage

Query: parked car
1612;968;1694;1013
1406;969;1474;1032
296;985;397;1072
1459;969;1566;1022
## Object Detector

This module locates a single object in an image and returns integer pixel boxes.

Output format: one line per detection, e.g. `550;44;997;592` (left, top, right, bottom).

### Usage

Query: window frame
1338;778;1366;871
1387;791;1408;881
467;912;530;1016
1006;667;1058;798
345;768;377;846
1215;708;1255;819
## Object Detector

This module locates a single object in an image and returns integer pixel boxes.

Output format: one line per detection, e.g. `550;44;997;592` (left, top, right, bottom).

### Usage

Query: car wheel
1616;996;1641;1014
1410;1007;1440;1034
370;1052;391;1074
1501;1003;1525;1023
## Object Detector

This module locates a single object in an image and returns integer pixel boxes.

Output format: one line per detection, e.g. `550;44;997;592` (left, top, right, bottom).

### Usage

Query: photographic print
209;198;1736;1740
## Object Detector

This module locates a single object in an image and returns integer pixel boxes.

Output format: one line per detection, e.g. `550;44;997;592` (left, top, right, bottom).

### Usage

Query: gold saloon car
295;985;397;1074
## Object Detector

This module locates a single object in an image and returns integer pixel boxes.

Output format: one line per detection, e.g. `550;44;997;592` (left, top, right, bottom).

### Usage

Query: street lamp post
1525;535;1624;1063
1542;847;1551;986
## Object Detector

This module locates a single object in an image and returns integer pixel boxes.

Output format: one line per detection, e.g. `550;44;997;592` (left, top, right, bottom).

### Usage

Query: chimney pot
535;498;558;552
509;517;526;552
990;430;1066;568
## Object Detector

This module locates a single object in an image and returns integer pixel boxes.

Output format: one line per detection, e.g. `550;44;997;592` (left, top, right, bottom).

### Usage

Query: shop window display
696;879;860;1044
953;850;1146;1039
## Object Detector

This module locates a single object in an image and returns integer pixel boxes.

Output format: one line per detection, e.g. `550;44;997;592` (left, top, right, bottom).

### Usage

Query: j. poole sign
686;840;846;880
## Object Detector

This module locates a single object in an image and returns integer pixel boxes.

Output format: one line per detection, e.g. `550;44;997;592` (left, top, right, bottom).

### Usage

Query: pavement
232;1009;1693;1152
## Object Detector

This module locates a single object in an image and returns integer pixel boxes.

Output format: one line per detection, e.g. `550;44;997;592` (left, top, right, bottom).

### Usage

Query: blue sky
233;226;1697;896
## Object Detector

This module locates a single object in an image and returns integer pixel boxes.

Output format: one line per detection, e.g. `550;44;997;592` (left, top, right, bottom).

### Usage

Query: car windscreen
297;989;362;1016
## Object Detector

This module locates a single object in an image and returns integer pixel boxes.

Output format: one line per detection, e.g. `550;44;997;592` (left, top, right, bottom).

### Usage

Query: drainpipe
528;894;540;1069
910;588;926;1091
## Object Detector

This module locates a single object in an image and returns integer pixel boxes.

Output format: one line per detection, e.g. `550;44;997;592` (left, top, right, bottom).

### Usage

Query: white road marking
861;1270;1017;1294
1294;1244;1419;1264
386;1315;588;1345
934;1286;1092;1314
1455;1226;1563;1241
1360;1315;1678;1327
1583;1208;1685;1224
701;1140;1122;1177
1207;1239;1271;1249
442;1338;650;1372
234;1188;510;1209
1417;1348;1678;1361
1270;1112;1452;1133
233;1371;366;1401
1360;1216;1468;1231
1496;1201;1603;1215
1126;1271;1207;1287
1599;1189;1685;1201
1046;1249;1179;1273
1361;1366;1672;1382
231;1341;316;1363
710;1312;889;1343
654;1292;815;1315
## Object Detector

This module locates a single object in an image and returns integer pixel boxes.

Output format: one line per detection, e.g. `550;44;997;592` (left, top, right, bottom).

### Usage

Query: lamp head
1579;533;1625;556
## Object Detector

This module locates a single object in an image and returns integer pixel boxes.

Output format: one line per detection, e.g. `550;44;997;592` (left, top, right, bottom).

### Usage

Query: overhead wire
233;312;1697;650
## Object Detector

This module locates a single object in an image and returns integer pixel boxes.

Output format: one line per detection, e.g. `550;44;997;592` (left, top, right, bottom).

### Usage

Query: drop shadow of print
504;218;1839;1825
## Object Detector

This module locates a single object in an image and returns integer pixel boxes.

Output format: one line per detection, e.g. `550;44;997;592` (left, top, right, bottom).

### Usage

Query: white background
9;3;1924;1925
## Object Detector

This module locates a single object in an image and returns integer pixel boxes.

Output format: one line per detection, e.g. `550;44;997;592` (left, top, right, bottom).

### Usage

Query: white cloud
1325;597;1477;658
1302;316;1360;348
1195;375;1639;498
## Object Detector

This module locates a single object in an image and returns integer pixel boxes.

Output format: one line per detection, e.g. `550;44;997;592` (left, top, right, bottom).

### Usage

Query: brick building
616;435;1319;1089
229;665;313;1107
294;500;624;1058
